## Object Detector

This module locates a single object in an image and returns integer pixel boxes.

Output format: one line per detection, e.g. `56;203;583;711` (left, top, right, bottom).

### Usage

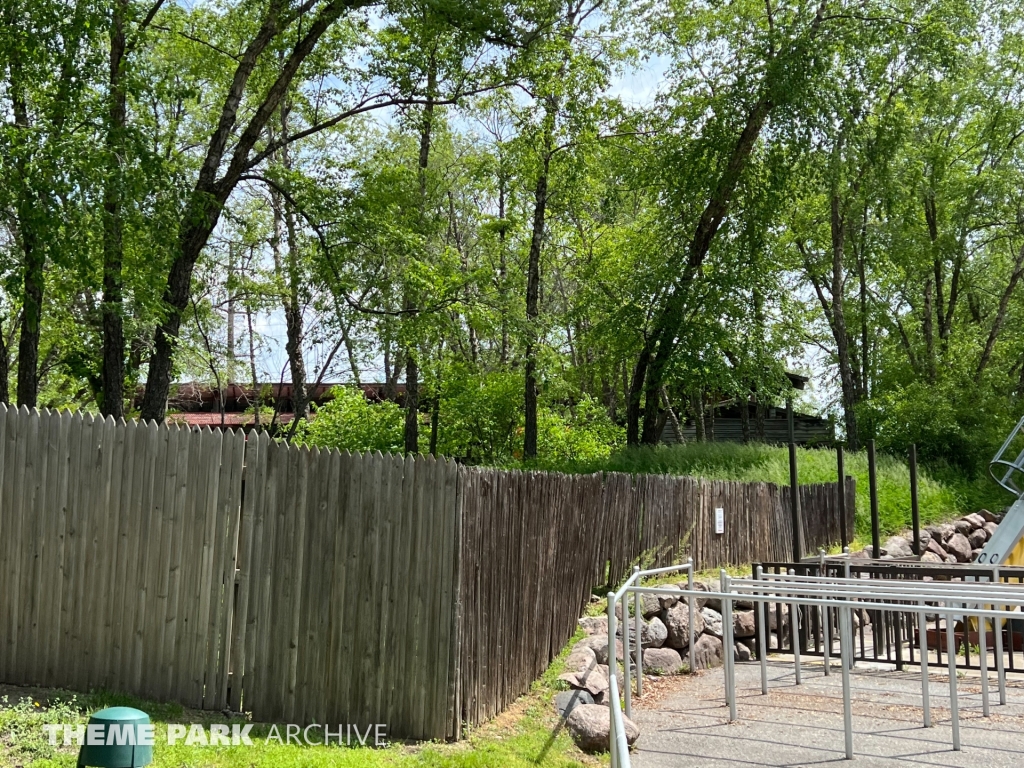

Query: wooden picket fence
0;406;852;739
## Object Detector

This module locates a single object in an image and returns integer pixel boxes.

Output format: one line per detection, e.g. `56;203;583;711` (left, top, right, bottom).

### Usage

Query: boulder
984;521;999;537
946;532;972;563
963;513;988;530
574;635;607;656
919;529;932;546
972;548;984;561
768;604;789;632
734;642;752;662
558;649;608;698
578;617;608;636
691;633;725;670
661;602;705;650
593;636;624;665
565;646;598;674
979;509;998;523
938;523;956;541
884;536;913;559
921;551;944;564
968;528;989;550
640;593;662;619
642;647;684;675
554;689;595;718
643;616;668;649
705;586;754;612
953;519;973;536
566;704;640;754
945;553;959;564
926;537;947;559
733;610;756;639
701;607;724;638
691;580;711;610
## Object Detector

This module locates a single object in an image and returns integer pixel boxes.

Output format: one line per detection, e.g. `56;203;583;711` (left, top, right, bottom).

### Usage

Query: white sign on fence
715;507;724;534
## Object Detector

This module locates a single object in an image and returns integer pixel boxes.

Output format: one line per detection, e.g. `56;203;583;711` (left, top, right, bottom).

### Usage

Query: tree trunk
100;0;128;419
404;54;437;454
829;193;861;450
0;316;8;405
739;394;751;443
523;150;550;459
140;0;349;422
630;93;776;444
691;391;706;442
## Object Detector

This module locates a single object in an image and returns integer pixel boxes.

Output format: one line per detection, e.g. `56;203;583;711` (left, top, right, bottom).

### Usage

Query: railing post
819;550;830;676
635;567;643;700
993;566;1006;705
945;610;961;751
687;558;695;674
838;601;854;759
756;566;768;694
722;570;736;721
909;444;920;555
788;569;801;685
918;599;931;727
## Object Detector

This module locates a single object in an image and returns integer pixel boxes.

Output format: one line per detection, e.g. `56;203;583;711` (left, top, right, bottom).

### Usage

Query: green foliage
559;442;969;538
293;387;404;454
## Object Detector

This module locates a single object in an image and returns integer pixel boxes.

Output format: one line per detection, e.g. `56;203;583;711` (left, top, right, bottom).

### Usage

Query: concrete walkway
630;657;1024;767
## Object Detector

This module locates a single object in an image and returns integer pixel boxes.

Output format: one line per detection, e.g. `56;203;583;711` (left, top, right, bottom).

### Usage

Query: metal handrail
989;414;1024;495
608;563;1024;759
608;674;631;768
607;559;693;764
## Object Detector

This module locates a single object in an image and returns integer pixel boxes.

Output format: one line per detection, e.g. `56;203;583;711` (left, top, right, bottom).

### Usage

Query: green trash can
77;707;153;768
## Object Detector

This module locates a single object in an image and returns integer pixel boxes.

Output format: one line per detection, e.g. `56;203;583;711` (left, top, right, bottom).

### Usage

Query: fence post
910;444;920;556
868;440;880;559
837;444;848;550
788;401;803;561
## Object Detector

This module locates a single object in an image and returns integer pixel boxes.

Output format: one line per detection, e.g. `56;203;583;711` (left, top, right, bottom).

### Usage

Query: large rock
578;617;608;636
558;648;608;698
565;704;640;754
594;635;624;665
692;633;725;670
921;551;944;564
554;689;594;718
768;604;789;632
884;536;913;559
926;537;947;559
963;513;988;530
733;610;756;639
734;642;752;662
946;532;972;563
938;522;956;541
953;519;973;536
642;647;684;675
968;528;989;550
980;509;998;523
984;521;999;537
565;646;598;673
661;602;705;650
643;616;668;648
701;607;724;638
690;580;711;610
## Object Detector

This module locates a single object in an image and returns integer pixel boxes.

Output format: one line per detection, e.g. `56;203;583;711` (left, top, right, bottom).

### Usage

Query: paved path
630;657;1024;767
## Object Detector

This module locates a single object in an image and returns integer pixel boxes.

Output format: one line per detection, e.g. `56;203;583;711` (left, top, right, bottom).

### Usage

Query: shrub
293;386;404;454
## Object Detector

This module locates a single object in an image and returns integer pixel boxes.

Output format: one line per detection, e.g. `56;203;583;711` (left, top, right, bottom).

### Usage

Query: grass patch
558;442;986;539
0;640;599;768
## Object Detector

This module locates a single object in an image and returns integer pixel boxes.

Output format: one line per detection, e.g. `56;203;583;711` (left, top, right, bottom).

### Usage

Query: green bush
293;386;404;454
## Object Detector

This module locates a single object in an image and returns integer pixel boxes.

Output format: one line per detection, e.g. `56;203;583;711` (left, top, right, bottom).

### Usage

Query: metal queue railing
606;565;1024;762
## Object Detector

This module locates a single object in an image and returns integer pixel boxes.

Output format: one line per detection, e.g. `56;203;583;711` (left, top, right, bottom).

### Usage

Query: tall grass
557;442;996;539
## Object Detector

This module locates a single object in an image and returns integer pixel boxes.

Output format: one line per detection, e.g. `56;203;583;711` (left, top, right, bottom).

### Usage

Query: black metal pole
788;397;804;561
837;444;848;549
869;439;881;558
910;443;920;556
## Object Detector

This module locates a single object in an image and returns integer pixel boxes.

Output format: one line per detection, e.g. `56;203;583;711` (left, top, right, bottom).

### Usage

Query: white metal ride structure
976;413;1024;566
606;564;1024;766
